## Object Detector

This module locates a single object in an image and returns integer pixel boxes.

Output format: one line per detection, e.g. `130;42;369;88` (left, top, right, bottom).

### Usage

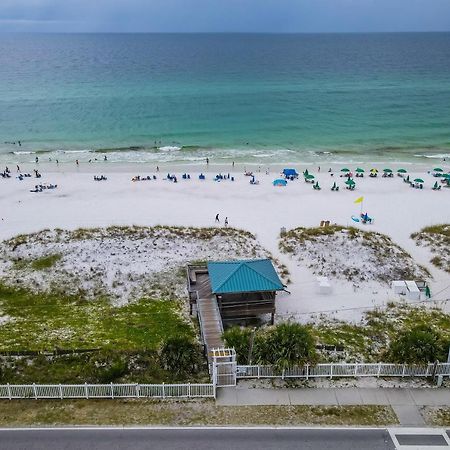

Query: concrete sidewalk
216;387;450;426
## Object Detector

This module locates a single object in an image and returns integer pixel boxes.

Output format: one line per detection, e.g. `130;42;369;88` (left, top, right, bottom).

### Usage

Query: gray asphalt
0;428;396;450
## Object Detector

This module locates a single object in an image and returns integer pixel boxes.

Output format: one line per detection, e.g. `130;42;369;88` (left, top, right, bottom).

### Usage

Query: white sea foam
158;146;181;152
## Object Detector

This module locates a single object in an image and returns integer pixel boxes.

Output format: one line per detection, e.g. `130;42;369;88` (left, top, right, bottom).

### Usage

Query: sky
0;0;450;33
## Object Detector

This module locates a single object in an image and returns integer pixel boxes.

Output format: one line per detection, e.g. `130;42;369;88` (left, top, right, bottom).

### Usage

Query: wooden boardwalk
194;272;225;360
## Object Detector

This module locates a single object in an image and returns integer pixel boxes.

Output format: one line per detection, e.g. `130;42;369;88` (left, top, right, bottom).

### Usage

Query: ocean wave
414;153;450;159
158;146;181;152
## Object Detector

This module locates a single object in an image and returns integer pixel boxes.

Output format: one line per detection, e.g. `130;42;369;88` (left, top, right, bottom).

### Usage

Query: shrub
388;326;446;364
254;323;317;369
223;327;253;364
159;337;202;375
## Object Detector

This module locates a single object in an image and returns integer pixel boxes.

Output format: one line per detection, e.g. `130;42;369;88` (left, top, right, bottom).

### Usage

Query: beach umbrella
442;173;450;179
433;168;443;172
273;179;287;187
305;174;315;180
345;179;355;185
383;168;392;173
356;168;365;173
414;178;424;183
397;169;407;173
370;168;378;173
341;168;350;172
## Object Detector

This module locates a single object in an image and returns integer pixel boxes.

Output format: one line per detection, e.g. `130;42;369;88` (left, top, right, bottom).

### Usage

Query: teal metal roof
207;259;284;294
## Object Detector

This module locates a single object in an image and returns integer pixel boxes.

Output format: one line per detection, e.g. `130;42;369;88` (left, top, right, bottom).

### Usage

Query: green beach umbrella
356;168;365;173
345;179;355;185
383;168;392;173
305;174;315;180
397;169;407;173
433;168;443;172
442;173;450;178
341;168;350;172
414;178;424;183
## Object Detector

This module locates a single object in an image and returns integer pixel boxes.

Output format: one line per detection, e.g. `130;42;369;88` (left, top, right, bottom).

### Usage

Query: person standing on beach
16;165;20;172
232;161;235;168
156;166;159;172
224;217;229;227
35;156;39;164
215;213;220;223
76;159;79;166
104;155;107;161
206;157;209;165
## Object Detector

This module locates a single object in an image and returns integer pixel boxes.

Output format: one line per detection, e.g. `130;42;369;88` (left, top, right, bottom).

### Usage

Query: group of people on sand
215;214;229;227
131;175;157;182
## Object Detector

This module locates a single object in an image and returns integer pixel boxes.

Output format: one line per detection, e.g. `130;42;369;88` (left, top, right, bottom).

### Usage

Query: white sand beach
1;163;449;322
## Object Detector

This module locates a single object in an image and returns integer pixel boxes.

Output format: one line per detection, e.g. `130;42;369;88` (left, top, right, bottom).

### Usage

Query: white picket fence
236;362;450;380
0;383;215;400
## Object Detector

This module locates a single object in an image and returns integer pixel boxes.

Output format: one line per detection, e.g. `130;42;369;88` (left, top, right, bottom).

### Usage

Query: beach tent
282;168;298;178
273;179;287;187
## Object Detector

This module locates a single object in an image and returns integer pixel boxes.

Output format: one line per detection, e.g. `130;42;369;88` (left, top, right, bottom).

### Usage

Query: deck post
7;383;11;400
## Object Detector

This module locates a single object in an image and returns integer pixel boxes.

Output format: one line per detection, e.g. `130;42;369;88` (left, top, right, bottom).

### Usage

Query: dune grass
0;284;193;352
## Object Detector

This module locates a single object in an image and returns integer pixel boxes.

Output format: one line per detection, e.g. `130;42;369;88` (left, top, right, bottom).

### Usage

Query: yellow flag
354;196;364;204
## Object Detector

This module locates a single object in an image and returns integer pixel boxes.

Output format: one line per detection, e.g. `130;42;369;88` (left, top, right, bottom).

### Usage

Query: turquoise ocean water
0;33;449;165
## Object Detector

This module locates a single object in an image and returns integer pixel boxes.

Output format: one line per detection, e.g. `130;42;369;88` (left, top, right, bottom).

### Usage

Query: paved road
0;428;396;450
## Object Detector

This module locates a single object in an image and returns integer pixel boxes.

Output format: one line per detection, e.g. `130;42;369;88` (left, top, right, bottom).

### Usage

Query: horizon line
1;30;450;35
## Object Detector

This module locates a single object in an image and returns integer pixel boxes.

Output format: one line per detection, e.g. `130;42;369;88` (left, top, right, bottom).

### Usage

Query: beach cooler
391;280;407;295
317;276;331;294
405;280;420;301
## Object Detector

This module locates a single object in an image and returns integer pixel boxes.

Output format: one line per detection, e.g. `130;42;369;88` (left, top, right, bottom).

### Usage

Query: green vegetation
0;284;207;384
0;284;193;351
225;303;450;365
388;325;448;364
160;337;203;376
0;400;398;426
312;303;450;363
224;323;317;367
30;254;62;270
411;224;450;273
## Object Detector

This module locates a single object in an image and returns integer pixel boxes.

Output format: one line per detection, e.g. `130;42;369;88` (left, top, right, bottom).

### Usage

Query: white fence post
257;365;260;379
330;364;333;379
162;382;165;399
110;382;114;399
85;382;89;399
32;383;37;400
188;383;191;398
7;383;11;401
402;364;406;378
377;363;381;378
59;384;63;400
354;363;358;376
306;364;309;381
